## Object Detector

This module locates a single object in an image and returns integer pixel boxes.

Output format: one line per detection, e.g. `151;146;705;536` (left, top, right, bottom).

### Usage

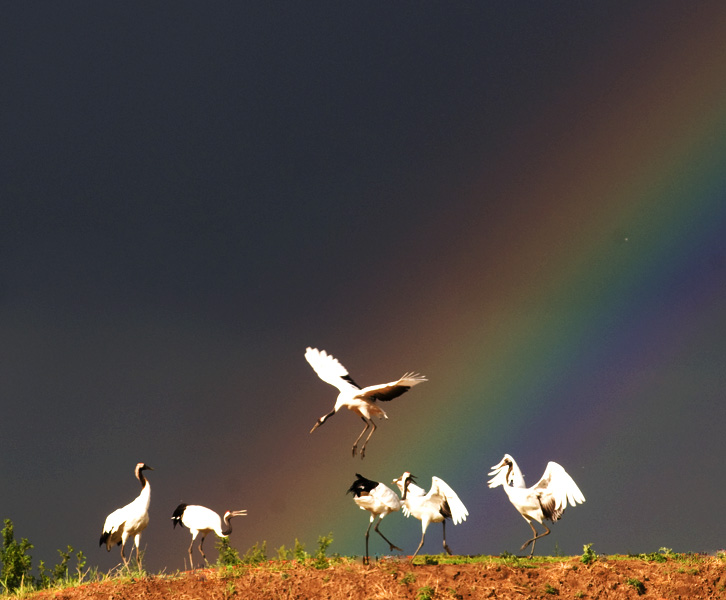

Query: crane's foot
352;445;358;457
389;544;403;552
443;543;453;555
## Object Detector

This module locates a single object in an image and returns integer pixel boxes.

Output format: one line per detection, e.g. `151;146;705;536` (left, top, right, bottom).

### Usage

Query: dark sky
3;2;726;573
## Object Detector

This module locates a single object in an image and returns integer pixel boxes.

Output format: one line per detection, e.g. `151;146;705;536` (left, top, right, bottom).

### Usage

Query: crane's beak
310;410;335;433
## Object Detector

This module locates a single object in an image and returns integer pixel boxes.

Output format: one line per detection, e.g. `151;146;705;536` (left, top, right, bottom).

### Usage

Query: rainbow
227;4;726;560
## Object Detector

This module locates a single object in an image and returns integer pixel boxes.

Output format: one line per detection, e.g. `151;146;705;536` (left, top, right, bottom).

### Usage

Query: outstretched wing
430;476;468;525
357;373;427;402
534;462;585;521
305;347;361;392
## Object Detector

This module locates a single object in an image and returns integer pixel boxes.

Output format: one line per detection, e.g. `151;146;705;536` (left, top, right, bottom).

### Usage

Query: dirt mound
33;556;726;600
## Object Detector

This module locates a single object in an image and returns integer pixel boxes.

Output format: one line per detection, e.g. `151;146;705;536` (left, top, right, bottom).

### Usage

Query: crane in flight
306;347;426;458
488;454;585;557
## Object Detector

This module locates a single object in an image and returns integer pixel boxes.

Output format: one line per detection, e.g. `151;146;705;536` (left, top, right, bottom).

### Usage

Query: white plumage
393;472;468;560
347;473;402;564
171;504;247;569
99;462;153;569
306;347;426;459
488;454;585;557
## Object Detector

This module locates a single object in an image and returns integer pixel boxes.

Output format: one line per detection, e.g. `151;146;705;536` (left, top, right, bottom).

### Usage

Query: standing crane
99;462;153;569
488;454;585;557
171;504;248;569
347;473;403;564
306;347;426;458
393;471;468;561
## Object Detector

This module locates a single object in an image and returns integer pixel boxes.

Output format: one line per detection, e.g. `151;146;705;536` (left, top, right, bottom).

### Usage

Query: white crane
347;473;403;564
393;471;468;561
488;454;585;557
171;504;247;569
99;462;153;569
306;347;426;459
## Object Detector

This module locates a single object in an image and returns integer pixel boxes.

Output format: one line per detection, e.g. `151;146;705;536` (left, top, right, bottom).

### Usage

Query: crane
347;473;403;564
171;504;247;569
306;347;426;458
393;471;468;561
99;462;153;569
488;454;585;557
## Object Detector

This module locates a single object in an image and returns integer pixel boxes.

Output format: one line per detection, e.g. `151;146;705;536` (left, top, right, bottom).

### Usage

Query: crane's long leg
520;520;550;558
411;521;430;562
134;534;142;570
441;520;453;555
363;519;373;565
188;533;196;569
411;532;426;562
120;533;129;567
199;534;208;564
374;517;402;552
359;419;378;459
352;418;372;458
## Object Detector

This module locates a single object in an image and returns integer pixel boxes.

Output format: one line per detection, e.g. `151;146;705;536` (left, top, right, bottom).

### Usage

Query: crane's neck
135;468;151;509
221;513;233;536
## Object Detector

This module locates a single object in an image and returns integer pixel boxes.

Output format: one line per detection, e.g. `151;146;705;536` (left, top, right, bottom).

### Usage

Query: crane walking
347;473;403;564
99;462;153;569
306;347;426;458
171;504;247;569
393;471;468;561
488;454;585;557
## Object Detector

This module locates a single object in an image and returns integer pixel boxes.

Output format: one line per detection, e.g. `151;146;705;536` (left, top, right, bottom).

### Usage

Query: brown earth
32;556;726;600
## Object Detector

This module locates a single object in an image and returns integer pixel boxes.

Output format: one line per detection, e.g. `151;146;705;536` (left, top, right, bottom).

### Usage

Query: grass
4;543;726;598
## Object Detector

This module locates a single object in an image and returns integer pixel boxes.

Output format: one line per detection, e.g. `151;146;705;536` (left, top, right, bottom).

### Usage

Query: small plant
0;519;34;593
241;540;267;565
312;533;333;569
626;577;646;595
417;584;435;600
275;544;291;561
216;536;242;566
293;538;308;562
400;571;417;585
581;543;597;565
53;545;73;582
574;591;585;598
544;583;559;595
